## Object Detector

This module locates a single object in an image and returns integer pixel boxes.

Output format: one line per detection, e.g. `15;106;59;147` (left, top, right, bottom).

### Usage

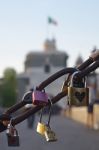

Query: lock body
32;90;48;106
7;134;20;147
44;126;57;142
36;122;46;135
68;71;89;106
68;87;89;106
6;127;20;147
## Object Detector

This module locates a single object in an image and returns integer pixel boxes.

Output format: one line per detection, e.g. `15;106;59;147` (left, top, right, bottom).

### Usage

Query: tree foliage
1;68;17;107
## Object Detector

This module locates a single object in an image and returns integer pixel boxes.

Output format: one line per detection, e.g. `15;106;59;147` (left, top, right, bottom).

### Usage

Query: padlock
32;89;48;106
44;99;57;142
44;125;57;142
68;71;89;106
6;122;20;147
36;108;46;136
36;122;46;136
7;129;20;147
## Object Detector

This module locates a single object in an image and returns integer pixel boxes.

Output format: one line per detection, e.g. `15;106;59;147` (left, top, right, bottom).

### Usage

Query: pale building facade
17;39;68;108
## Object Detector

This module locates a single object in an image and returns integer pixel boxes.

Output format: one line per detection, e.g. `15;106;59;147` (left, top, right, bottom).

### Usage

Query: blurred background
0;0;99;150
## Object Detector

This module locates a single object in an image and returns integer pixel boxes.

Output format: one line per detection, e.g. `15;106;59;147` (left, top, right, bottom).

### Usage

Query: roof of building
25;51;68;68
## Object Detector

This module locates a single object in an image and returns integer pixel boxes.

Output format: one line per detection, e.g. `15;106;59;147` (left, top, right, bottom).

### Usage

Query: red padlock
32;90;48;106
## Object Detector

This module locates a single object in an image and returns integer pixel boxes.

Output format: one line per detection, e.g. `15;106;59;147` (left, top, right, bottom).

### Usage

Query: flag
48;17;58;26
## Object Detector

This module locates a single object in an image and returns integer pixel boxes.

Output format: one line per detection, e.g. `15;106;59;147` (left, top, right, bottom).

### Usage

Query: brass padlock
36;122;46;136
44;99;57;142
36;108;46;136
68;71;89;106
6;121;20;147
44;125;57;142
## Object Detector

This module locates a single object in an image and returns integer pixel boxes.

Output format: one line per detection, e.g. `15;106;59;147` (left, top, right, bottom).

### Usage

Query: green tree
0;82;3;106
2;68;17;107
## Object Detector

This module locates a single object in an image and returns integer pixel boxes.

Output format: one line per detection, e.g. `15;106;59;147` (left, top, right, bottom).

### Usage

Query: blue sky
0;0;99;76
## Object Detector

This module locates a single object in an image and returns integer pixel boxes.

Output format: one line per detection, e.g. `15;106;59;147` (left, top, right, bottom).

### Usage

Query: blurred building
17;38;68;104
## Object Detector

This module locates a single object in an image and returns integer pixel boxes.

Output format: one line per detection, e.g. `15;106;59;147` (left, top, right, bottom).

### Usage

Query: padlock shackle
13;128;18;136
39;99;52;125
9;119;15;128
70;71;87;87
47;99;53;126
70;71;80;87
39;108;43;123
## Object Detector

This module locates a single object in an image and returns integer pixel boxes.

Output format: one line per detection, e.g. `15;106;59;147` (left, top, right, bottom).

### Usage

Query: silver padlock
6;122;14;136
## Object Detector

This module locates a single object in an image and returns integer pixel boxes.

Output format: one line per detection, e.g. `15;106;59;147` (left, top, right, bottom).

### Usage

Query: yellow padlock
36;122;46;136
36;108;46;136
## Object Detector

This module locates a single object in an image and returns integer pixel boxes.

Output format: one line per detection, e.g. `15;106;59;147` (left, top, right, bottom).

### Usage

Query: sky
0;0;99;77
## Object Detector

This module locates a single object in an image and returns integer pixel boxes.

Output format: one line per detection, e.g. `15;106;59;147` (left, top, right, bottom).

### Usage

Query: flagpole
46;16;57;39
46;17;49;39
